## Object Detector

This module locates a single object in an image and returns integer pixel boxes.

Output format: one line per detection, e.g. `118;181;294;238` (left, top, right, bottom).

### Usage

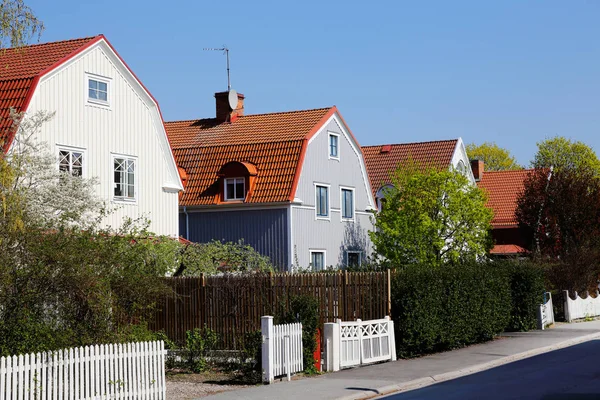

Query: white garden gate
261;316;303;384
324;316;396;371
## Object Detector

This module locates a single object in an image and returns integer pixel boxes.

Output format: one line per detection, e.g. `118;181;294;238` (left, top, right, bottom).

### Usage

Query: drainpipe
183;206;190;240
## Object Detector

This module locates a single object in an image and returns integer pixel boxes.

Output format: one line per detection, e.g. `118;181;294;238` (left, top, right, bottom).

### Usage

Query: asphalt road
383;340;600;400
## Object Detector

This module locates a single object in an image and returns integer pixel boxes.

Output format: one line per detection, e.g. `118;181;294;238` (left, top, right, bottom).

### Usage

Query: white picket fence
537;292;555;330
0;341;166;399
323;316;396;372
261;316;303;384
564;290;600;322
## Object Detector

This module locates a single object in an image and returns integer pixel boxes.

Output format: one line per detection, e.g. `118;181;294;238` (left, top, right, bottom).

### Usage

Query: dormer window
225;177;245;201
217;161;257;203
329;133;339;159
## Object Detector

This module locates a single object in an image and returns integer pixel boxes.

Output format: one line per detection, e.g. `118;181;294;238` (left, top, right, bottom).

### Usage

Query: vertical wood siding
293;116;375;268
185;208;289;268
26;44;179;236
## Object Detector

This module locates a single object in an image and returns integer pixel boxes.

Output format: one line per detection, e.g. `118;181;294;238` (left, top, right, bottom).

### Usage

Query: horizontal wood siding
184;208;288;268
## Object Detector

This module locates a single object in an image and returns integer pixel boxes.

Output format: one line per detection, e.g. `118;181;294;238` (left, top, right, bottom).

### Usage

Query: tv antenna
203;46;232;91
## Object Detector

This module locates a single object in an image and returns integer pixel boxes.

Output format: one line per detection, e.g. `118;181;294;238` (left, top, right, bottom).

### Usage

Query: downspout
183;206;190;240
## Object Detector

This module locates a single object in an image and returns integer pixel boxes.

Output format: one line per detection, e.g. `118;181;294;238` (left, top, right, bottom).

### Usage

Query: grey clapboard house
165;92;376;271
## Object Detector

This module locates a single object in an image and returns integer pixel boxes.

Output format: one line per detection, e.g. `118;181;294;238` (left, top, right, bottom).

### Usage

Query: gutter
183;206;190;240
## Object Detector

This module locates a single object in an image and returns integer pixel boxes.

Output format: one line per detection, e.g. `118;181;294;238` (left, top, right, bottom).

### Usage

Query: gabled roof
362;139;459;195
0;36;102;151
165;107;336;206
477;169;532;228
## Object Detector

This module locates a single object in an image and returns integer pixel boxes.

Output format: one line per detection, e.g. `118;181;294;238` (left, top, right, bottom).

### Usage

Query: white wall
25;41;181;236
291;114;375;269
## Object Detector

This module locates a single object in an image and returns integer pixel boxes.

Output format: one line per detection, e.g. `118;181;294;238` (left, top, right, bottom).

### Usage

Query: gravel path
166;373;252;400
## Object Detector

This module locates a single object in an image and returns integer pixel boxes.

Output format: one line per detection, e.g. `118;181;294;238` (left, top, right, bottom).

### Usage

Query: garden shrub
391;260;546;358
391;262;512;358
185;326;218;373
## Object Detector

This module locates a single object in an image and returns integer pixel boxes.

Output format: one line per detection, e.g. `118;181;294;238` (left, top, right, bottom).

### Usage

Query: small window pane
89;79;98;90
226;181;235;199
311;252;324;271
329;135;338;157
316;186;328;217
347;252;361;267
98;81;107;92
127;184;135;198
89;88;97;99
98;91;107;101
235;180;244;199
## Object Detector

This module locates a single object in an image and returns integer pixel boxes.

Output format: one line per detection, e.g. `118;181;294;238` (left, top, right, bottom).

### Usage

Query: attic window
217;161;258;203
329;133;340;159
86;73;111;107
225;178;245;201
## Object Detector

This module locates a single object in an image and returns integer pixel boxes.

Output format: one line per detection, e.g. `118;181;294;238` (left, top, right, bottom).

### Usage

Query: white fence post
261;316;274;384
323;322;340;372
385;316;397;361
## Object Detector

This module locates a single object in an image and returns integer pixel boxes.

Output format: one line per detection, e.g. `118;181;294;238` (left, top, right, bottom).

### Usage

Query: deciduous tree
466;142;522;171
370;163;493;268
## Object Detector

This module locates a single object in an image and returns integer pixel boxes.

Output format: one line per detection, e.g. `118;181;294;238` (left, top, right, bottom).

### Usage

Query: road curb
336;331;600;400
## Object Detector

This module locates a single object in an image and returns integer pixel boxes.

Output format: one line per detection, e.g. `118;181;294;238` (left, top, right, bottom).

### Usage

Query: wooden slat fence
0;341;166;399
150;270;391;349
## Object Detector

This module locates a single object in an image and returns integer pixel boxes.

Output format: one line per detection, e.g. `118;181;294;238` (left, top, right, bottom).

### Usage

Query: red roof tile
0;36;101;150
477;169;532;228
362;140;458;195
166;108;335;206
490;244;528;255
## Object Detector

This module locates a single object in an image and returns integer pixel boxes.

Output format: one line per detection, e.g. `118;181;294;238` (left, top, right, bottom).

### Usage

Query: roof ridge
165;106;333;124
2;35;100;51
483;169;534;174
171;138;306;150
362;139;458;148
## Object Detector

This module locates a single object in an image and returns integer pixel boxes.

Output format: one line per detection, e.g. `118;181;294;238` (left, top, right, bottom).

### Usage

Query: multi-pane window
316;185;329;217
114;157;136;200
329;134;339;158
347;251;361;267
311;251;325;271
341;188;354;220
58;149;83;176
225;177;245;200
88;78;108;103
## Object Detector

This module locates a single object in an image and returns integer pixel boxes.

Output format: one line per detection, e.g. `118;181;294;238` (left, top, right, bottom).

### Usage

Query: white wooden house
0;35;183;236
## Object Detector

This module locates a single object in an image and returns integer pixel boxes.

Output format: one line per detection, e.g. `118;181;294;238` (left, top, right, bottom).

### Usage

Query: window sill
86;99;111;110
316;216;331;221
112;197;137;205
328;156;340;161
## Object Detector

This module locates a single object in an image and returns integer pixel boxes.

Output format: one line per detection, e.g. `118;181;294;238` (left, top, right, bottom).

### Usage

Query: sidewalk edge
336;331;600;400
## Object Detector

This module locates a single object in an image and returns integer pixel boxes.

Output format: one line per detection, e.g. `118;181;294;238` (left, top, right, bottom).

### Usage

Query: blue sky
27;0;600;166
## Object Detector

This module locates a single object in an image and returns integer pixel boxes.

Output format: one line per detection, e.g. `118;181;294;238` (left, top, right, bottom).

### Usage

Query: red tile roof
0;36;102;151
477;169;532;228
166;107;336;206
490;244;528;255
362;139;458;195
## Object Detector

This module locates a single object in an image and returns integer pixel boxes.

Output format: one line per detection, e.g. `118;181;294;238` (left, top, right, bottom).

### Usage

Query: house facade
0;36;183;236
362;138;474;208
166;93;376;270
474;162;531;256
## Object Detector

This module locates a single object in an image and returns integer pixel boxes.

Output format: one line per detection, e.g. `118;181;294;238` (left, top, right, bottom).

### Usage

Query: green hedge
391;261;544;358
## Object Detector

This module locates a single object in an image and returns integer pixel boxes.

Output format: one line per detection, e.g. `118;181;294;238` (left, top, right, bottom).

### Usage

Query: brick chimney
215;91;245;123
471;159;484;182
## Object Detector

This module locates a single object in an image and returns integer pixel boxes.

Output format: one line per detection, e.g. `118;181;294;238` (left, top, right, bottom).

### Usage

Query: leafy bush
179;240;274;276
503;261;546;331
276;294;320;374
392;262;511;357
185;327;218;373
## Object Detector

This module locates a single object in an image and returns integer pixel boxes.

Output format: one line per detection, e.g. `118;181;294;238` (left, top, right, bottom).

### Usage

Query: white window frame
112;153;137;203
346;251;362;267
328;132;340;160
340;186;355;222
309;250;327;271
85;73;111;108
56;144;86;178
314;183;331;220
224;177;246;201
